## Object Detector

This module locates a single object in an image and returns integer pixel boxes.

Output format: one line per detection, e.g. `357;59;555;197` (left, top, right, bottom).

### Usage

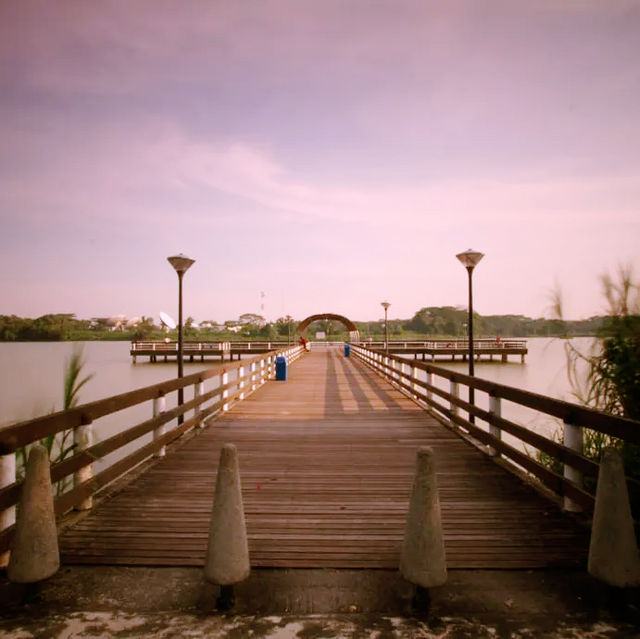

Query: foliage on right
553;265;640;480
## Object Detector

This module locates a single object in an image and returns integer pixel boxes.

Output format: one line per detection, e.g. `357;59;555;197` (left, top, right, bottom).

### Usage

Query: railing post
449;380;459;417
488;395;502;457
153;393;167;457
0;452;16;567
400;361;408;388
251;361;257;392
74;416;94;510
426;371;433;404
194;380;204;427
563;420;583;512
238;365;245;400
411;364;419;399
222;370;229;411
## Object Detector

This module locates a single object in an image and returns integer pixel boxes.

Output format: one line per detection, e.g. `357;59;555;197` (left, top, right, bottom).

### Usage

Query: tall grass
16;345;94;494
538;265;640;483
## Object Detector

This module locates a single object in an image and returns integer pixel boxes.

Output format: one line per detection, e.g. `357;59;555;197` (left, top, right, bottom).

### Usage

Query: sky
1;1;639;325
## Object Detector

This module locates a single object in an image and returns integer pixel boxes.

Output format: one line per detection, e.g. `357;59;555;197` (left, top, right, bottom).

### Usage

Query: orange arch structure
297;313;360;343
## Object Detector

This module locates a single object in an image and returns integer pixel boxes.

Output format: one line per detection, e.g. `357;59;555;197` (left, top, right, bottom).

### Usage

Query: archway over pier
297;313;360;343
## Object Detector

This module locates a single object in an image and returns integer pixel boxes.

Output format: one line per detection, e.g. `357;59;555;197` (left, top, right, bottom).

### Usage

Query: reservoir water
0;338;594;461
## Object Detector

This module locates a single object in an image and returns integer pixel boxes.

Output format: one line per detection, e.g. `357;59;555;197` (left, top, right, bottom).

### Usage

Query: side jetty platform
130;340;291;362
131;339;528;363
367;339;528;363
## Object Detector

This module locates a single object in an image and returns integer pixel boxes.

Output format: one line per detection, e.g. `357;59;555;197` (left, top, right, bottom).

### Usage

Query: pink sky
1;1;639;324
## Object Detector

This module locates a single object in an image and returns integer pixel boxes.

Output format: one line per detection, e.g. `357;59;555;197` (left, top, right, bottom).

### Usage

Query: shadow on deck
59;347;589;569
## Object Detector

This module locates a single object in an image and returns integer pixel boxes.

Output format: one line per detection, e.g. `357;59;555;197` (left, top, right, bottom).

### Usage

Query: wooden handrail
367;347;640;444
350;344;640;511
0;344;305;554
0;348;309;455
361;339;528;349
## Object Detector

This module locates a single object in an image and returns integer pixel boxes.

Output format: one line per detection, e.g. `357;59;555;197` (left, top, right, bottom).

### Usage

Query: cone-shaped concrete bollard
204;443;250;587
588;447;640;587
8;444;60;584
400;447;447;589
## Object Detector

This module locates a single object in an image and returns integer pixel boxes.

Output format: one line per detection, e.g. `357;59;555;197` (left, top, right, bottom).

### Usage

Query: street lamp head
380;301;391;311
456;249;484;270
167;253;195;275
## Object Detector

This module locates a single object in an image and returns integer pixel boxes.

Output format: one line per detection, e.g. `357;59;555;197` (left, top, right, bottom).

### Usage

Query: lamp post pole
456;249;484;424
381;301;390;352
168;254;195;425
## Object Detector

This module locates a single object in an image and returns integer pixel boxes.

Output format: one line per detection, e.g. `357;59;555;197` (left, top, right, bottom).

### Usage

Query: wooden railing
0;345;305;555
350;344;640;513
231;342;292;351
362;339;527;350
131;341;296;353
131;340;231;353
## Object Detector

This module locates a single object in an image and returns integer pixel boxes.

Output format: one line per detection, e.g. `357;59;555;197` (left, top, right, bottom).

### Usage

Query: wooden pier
130;340;291;363
131;339;528;364
365;339;528;363
58;346;585;569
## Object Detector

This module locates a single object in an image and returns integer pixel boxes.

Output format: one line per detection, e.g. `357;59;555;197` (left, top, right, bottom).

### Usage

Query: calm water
0;338;593;457
0;342;226;469
399;336;594;449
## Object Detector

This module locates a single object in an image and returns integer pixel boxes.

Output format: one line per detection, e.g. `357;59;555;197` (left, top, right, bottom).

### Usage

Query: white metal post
74;418;94;510
488;395;502;457
0;452;16;567
194;380;204;427
251;361;257;392
153;395;167;457
238;365;245;400
563;420;583;512
411;365;419;399
450;380;459;417
222;370;229;411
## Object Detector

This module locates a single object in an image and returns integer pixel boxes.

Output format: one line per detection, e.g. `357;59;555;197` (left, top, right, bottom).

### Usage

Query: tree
132;316;156;340
275;315;297;339
184;316;197;337
259;323;277;340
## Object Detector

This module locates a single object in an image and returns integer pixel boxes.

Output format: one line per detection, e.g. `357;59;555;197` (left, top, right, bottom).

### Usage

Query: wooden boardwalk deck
59;347;589;569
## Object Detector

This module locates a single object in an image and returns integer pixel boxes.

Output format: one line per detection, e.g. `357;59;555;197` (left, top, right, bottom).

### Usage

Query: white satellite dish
159;311;177;330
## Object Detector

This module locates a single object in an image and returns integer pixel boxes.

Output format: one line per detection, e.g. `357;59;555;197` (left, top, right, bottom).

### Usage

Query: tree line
0;307;606;342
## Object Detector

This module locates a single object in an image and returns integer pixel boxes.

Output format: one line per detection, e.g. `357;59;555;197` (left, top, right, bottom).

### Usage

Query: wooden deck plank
59;346;589;569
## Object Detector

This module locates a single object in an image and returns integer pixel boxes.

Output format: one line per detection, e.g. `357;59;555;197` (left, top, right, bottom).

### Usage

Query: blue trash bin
275;355;287;381
344;344;351;357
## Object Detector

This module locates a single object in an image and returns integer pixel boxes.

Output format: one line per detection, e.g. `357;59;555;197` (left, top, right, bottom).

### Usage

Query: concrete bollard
400;447;447;593
588;447;640;587
203;443;250;607
8;445;60;584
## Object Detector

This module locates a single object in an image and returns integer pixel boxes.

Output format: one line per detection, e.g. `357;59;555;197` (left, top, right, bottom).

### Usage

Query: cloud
2;114;639;239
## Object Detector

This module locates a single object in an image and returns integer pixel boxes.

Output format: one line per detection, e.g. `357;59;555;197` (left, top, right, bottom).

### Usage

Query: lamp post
381;301;390;352
456;249;484;423
167;253;195;424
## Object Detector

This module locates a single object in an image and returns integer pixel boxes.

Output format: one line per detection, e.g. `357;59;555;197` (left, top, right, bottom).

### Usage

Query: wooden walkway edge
59;347;589;569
